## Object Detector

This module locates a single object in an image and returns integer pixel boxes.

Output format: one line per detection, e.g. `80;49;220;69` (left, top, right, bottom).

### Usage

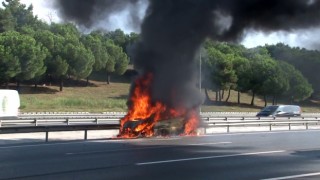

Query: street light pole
199;50;202;113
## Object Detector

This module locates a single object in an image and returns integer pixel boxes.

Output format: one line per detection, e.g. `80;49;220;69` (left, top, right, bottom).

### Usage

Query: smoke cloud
132;0;320;109
53;0;320;110
54;0;148;32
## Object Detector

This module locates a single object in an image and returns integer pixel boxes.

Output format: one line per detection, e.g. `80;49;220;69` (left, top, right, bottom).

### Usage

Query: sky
242;28;320;50
4;0;320;50
19;0;59;23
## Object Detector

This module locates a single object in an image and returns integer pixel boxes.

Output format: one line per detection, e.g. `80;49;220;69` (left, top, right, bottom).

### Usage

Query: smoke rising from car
53;0;320;110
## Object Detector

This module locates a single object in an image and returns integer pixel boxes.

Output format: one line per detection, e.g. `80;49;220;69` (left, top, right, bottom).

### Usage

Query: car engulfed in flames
118;73;200;138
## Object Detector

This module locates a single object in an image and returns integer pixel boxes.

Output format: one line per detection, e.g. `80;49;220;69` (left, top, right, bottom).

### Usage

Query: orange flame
183;109;199;135
118;73;199;138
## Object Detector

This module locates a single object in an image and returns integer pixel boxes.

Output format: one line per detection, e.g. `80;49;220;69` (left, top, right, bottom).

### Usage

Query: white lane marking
136;150;286;165
187;142;232;146
149;137;182;141
204;129;320;137
261;172;320;180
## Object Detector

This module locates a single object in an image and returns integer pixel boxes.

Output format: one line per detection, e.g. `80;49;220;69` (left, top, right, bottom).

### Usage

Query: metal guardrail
0;124;120;142
20;111;320;115
1;115;320;142
202;117;320;133
0;117;121;142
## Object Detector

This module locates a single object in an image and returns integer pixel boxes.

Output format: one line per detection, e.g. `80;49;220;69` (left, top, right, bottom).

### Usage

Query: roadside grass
5;77;320;113
203;89;320;113
18;80;130;113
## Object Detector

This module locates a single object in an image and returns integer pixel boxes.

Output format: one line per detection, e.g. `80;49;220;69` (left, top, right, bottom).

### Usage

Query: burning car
120;116;186;138
117;73;200;138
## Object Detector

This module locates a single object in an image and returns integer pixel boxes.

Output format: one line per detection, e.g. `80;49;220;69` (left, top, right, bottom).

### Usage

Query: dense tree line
0;0;134;91
202;40;315;106
266;43;320;97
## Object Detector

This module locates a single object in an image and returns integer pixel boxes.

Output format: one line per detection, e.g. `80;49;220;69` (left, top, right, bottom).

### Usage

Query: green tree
64;43;95;80
0;44;20;88
204;41;237;102
233;56;251;104
19;25;35;36
245;47;277;106
105;29;128;50
0;8;15;32
51;23;80;45
260;63;289;106
51;23;96;88
2;0;38;31
46;55;69;91
127;32;140;45
266;43;320;96
81;33;109;85
104;40;129;84
34;29;69;91
0;31;47;90
278;61;313;102
82;34;107;71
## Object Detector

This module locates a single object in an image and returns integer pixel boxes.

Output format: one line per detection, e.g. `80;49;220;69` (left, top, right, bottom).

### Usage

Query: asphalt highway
1;130;320;180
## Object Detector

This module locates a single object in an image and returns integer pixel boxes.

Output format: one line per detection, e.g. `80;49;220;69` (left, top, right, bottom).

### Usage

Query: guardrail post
289;123;291;130
45;131;49;142
35;119;37;126
306;123;309;130
269;124;272;131
95;118;98;124
227;125;230;133
67;118;70;125
84;130;88;140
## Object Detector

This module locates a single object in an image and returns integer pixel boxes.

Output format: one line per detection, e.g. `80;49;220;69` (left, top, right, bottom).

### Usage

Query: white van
0;90;20;119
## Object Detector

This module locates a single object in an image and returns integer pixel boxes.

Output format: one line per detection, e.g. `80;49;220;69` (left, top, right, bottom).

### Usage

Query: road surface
1;130;320;180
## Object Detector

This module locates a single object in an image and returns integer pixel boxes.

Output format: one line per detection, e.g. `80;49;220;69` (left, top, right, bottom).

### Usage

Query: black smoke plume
132;0;320;110
54;0;320;110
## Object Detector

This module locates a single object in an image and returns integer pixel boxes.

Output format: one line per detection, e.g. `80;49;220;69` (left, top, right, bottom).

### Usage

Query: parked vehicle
256;105;301;117
0;89;20;119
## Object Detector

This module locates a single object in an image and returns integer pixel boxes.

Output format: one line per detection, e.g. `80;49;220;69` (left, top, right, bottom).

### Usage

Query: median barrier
1;115;320;140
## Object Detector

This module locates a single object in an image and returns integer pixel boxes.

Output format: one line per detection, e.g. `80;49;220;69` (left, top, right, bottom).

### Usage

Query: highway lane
0;130;320;180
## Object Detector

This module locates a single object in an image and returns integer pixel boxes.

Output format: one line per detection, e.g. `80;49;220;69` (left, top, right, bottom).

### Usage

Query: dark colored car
256;105;301;117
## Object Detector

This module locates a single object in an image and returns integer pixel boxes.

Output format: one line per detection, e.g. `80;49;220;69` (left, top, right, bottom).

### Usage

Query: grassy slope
18;81;130;112
8;78;320;113
202;90;320;113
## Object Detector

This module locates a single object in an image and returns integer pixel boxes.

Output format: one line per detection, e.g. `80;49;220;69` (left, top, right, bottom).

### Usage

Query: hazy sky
19;0;59;22
242;28;320;50
4;0;320;50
